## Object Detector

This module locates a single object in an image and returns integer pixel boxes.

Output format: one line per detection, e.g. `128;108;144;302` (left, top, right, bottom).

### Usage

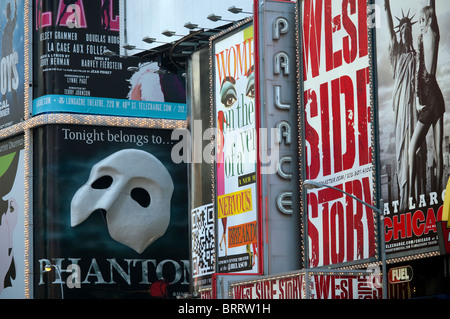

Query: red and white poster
301;0;376;267
231;272;381;299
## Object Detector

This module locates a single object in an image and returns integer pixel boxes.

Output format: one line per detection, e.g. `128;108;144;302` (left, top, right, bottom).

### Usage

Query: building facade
0;0;449;299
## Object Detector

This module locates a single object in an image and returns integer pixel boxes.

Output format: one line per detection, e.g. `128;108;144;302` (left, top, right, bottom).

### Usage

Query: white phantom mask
70;149;174;254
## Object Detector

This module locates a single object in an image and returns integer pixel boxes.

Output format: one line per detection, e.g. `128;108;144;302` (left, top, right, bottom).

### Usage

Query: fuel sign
388;266;413;284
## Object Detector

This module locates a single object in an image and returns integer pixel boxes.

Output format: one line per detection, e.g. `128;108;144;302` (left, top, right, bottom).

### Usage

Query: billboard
211;21;261;274
0;135;25;299
229;270;382;299
301;0;377;267
375;0;450;257
33;124;189;298
33;0;186;119
0;0;25;129
256;0;301;273
189;48;216;289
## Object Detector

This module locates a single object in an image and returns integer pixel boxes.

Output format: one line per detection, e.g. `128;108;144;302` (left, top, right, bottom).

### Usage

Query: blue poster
0;0;24;129
33;0;186;120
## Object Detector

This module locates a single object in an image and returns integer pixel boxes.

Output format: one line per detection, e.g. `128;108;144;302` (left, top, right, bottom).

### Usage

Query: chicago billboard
375;0;450;257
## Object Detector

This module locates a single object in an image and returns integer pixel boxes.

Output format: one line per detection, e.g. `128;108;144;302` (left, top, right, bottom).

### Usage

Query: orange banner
228;221;257;248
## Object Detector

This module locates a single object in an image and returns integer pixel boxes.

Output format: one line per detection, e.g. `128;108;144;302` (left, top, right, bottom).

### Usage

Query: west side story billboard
0;0;24;129
375;0;450;257
33;0;186;120
301;0;377;267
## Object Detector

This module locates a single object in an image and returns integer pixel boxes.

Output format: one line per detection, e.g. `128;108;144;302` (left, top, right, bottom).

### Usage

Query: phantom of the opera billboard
33;0;186;120
33;124;189;299
301;0;377;268
375;0;450;257
211;21;261;274
0;0;25;129
0;135;25;299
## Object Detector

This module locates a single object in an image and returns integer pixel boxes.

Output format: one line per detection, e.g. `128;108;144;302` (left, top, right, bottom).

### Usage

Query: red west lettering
302;0;322;80
342;0;357;64
304;0;369;76
315;275;332;299
325;0;342;71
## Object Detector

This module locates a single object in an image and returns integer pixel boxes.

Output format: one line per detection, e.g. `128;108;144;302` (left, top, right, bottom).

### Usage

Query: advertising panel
212;21;261;274
0;135;25;299
33;0;186;119
375;0;450;257
301;0;376;267
230;271;381;299
0;0;25;129
189;48;215;289
33;124;189;298
256;0;301;273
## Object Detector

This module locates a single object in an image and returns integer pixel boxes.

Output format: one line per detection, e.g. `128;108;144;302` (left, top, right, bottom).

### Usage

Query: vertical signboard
33;124;189;298
189;48;216;290
301;0;377;267
375;0;449;257
212;21;261;274
0;135;25;298
257;0;301;273
0;0;25;129
33;0;186;119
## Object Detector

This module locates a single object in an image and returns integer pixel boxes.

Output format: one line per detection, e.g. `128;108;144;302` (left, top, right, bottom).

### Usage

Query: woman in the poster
408;1;445;198
384;0;420;212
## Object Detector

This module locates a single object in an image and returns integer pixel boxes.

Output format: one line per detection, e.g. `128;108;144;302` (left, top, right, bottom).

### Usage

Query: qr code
191;203;215;278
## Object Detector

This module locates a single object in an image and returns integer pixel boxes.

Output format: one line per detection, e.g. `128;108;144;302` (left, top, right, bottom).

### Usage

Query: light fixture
122;43;137;50
183;22;221;35
127;66;140;72
122;43;157;52
162;29;185;37
207;13;235;23
103;49;117;57
184;22;199;30
44;265;64;299
228;6;252;14
127;62;166;74
142;36;172;45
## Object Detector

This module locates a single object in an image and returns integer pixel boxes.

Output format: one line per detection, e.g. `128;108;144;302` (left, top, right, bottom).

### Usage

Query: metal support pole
303;180;388;299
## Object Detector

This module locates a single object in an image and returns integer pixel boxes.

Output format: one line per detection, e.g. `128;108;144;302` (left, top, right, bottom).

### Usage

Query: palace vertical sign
257;0;300;273
301;0;376;267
